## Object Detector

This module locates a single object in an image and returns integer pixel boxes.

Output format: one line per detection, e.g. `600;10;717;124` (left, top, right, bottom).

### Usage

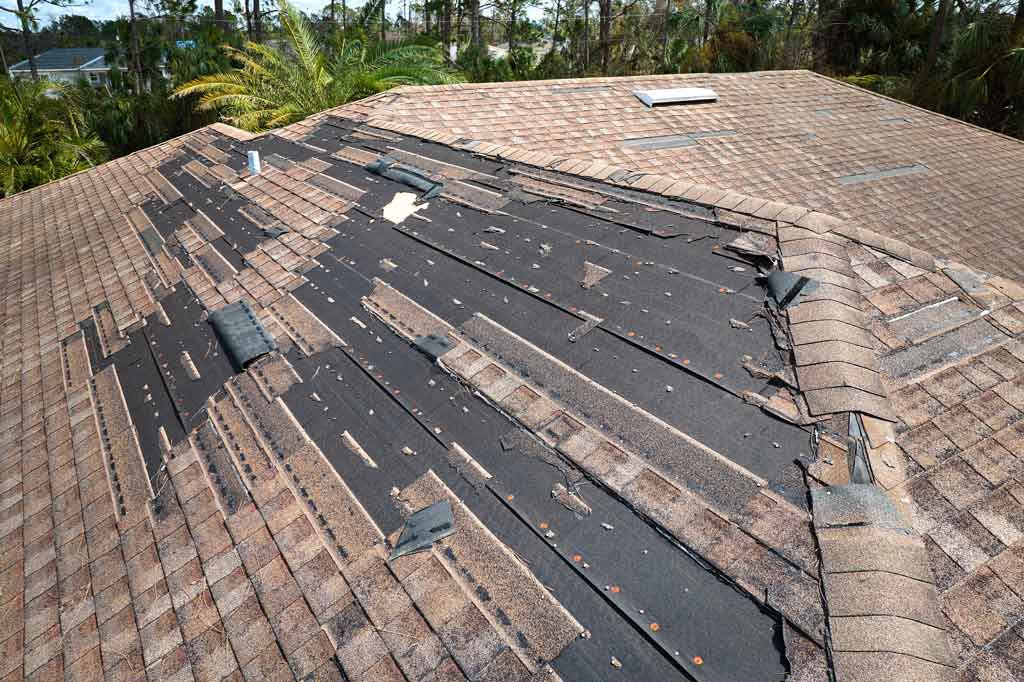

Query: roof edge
813;70;1024;149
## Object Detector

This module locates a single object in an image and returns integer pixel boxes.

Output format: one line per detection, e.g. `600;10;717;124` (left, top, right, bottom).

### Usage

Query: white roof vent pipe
633;87;718;107
247;150;262;175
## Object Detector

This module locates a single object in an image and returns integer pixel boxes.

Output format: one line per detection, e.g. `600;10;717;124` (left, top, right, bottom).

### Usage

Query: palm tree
938;16;1024;137
173;0;461;132
0;77;107;198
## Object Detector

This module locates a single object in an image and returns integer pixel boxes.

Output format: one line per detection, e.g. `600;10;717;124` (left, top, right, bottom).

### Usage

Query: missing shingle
620;129;736;151
551;85;612;94
621;135;697;151
838;163;929;185
139;226;165;257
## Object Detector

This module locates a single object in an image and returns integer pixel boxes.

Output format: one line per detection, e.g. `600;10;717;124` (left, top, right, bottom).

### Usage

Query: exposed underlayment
2;102;1023;682
335;71;1024;283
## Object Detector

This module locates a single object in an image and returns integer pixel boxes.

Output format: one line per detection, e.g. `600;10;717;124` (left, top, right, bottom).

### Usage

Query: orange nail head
693;656;704;665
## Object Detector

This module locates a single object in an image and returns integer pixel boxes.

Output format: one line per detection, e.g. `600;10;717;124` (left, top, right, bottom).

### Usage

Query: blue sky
2;0;356;29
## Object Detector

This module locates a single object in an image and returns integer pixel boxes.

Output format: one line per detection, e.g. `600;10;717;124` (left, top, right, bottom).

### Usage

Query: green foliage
1;0;1022;202
841;73;910;98
173;0;461;131
0;76;107;197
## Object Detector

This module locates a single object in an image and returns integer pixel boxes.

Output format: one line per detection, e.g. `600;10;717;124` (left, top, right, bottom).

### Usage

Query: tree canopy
1;0;1022;196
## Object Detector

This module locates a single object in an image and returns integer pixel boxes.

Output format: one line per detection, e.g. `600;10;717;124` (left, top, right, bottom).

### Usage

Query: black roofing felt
114;117;819;680
9;47;106;71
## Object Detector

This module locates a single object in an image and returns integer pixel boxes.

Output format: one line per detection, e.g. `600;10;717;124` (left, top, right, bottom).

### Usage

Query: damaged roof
337;70;1024;284
1;94;1022;682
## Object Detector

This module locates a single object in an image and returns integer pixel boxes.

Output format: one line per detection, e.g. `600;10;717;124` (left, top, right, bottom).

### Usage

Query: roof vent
633;87;717;108
209;300;277;370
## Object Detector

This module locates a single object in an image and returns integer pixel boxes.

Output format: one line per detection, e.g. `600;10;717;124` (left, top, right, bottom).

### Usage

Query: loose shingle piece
7;93;1024;682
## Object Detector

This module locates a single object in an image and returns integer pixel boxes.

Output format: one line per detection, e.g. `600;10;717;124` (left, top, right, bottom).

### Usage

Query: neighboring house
339;70;1024;282
1;83;1024;682
9;48;112;87
9;46;171;87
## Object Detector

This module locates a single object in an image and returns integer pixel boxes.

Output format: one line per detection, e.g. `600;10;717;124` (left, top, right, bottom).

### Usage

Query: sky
1;0;545;32
2;0;362;30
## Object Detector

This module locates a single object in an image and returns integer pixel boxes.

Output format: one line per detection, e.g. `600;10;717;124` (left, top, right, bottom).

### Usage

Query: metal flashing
838;163;929;185
765;271;820;309
621;129;737;151
811;484;906;529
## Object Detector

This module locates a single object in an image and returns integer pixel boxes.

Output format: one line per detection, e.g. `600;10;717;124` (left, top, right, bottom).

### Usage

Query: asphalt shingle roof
341;70;1024;283
2;93;1023;682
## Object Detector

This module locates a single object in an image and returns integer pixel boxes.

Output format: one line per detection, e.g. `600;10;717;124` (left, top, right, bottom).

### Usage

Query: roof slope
0;119;815;682
3;100;1023;682
9;48;106;72
341;70;1024;283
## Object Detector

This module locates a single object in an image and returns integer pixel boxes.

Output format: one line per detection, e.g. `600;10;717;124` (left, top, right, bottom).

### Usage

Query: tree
0;77;106;196
0;0;77;80
468;0;481;46
924;0;952;72
597;0;610;73
173;0;461;131
1014;0;1024;44
128;0;144;90
493;0;539;64
440;0;451;56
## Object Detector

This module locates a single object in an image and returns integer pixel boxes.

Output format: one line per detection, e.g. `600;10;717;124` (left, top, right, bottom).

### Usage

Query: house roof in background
341;70;1024;284
9;47;106;72
2;87;1024;682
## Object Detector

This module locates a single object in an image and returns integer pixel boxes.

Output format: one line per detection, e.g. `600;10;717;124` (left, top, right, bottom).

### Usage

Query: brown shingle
927;457;994;510
929;511;1005;573
933;406;994;450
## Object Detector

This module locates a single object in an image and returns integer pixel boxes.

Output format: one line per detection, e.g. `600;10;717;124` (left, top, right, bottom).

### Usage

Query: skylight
633;87;718;107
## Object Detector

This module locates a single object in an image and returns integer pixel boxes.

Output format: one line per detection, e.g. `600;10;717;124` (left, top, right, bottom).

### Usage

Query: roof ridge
386;69;810;94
